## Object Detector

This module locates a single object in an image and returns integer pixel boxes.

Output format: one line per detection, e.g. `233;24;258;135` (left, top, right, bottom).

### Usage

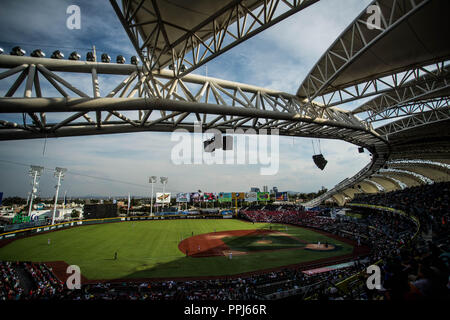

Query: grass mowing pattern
0;219;353;280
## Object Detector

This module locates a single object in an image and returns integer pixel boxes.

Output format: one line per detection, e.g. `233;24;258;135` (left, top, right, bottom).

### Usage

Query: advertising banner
176;193;190;203
156;193;171;204
190;192;202;202
218;192;232;202
257;192;270;201
232;192;245;200
275;192;288;201
203;193;216;202
245;192;257;202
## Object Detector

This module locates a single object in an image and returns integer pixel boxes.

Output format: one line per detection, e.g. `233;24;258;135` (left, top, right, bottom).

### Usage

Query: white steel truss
375;107;450;137
367;97;450;123
311;59;448;111
0;55;377;145
297;0;433;102
379;168;434;185
351;61;450;122
110;0;319;77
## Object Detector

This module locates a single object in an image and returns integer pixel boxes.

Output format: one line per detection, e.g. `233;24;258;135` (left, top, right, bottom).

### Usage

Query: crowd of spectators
351;181;449;241
240;196;449;300
0;261;24;300
0;260;363;301
338;181;450;300
23;262;66;299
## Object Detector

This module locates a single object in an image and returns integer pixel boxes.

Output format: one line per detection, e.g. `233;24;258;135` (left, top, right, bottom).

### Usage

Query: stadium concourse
1;182;448;300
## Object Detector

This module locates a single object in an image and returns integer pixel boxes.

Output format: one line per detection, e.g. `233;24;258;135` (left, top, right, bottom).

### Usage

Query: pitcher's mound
305;243;335;251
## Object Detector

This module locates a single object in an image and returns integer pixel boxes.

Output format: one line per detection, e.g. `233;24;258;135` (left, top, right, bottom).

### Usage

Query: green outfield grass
0;219;353;280
222;233;305;252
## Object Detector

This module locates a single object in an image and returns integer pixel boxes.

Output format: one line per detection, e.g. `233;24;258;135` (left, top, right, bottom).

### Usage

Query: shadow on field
94;246;350;283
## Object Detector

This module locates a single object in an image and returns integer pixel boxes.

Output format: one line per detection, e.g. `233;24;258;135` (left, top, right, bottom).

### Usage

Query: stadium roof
296;0;450;99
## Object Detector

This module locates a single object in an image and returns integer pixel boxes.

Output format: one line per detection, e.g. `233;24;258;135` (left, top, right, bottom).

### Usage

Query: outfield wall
0;213;234;243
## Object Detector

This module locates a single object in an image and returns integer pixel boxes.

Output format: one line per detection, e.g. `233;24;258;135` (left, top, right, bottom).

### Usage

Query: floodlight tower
28;165;44;217
149;176;157;216
160;177;168;209
51;167;67;225
26;191;31;206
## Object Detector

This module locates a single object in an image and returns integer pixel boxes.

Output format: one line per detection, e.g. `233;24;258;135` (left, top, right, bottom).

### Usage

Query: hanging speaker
312;154;327;170
203;137;215;152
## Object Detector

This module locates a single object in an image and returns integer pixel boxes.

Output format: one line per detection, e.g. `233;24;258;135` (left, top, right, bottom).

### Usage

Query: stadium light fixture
101;53;111;63
116;55;126;64
149;176;157;216
31;49;46;58
10;46;25;56
130;56;139;65
51;50;64;59
69;51;81;61
160;177;168;209
27;165;44;217
86;51;95;62
51;167;67;225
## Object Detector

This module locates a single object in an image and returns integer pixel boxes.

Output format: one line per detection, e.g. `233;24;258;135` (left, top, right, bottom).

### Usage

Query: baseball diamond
0;219;359;282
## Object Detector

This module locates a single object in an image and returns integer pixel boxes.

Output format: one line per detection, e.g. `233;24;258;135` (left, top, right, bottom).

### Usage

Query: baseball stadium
0;0;449;304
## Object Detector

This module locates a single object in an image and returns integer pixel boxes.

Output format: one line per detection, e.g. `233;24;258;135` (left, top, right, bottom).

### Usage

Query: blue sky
0;0;373;198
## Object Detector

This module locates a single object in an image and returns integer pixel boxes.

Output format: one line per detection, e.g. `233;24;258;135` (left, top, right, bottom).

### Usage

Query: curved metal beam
352;62;450;122
387;160;450;182
362;178;385;192
367;175;401;192
0;55;384;152
375;107;450;137
378;168;434;185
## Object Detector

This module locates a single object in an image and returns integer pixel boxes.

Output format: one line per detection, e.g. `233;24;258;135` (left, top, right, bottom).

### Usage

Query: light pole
149;176;157;216
160;177;168;209
51;167;67;225
26;192;31;207
28;165;44;217
62;190;67;219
